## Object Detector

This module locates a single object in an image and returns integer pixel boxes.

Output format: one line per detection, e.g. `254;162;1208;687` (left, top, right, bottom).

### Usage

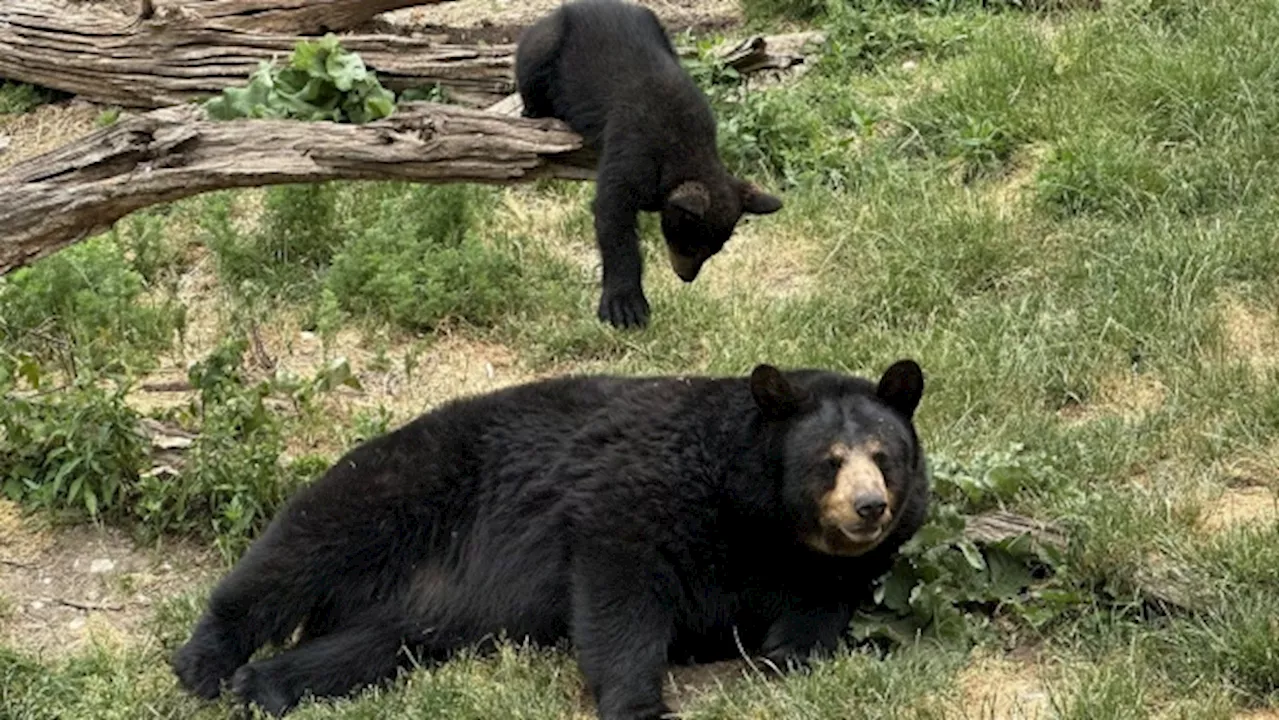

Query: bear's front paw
171;637;242;700
232;663;298;717
597;286;651;329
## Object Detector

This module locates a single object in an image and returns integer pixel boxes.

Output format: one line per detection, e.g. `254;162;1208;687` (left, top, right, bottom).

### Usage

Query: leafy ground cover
0;0;1276;718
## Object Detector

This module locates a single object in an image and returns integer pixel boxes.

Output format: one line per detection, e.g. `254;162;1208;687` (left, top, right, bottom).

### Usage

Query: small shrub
135;338;314;559
0;81;62;114
326;185;523;331
0;235;184;376
202;184;345;297
0;368;146;522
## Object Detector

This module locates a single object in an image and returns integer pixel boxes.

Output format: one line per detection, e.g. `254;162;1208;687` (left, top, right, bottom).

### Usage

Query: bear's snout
854;493;888;520
667;247;706;282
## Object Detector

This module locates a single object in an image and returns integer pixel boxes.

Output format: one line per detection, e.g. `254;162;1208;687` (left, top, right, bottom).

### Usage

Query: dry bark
0;102;595;275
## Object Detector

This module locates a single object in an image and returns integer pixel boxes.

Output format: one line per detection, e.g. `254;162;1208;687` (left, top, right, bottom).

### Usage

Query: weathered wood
0;102;595;275
963;510;1068;551
155;0;451;34
0;0;825;111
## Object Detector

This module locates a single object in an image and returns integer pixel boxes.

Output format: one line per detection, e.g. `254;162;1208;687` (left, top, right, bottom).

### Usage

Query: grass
0;0;1276;717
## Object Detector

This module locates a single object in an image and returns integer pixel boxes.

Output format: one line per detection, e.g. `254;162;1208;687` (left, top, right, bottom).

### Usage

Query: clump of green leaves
852;445;1080;645
204;34;395;123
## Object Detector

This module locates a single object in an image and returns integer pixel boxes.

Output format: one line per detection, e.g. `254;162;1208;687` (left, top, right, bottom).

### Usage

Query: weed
0;371;146;522
0;234;184;377
0;81;62;114
95;107;121;127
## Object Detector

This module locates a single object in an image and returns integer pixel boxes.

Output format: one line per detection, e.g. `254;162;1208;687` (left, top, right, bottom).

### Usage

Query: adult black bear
172;360;929;720
515;0;784;329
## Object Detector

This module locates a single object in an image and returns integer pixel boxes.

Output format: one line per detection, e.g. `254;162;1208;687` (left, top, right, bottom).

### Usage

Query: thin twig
54;598;128;612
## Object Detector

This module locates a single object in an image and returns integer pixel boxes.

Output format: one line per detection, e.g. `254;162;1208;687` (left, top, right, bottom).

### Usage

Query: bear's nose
854;494;887;520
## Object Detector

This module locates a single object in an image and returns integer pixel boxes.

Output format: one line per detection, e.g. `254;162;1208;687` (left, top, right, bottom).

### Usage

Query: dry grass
1200;485;1278;534
950;651;1052;720
1217;293;1279;379
1059;369;1168;425
0;100;100;171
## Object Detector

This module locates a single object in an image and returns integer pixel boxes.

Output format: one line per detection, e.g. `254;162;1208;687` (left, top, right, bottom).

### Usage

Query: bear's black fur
171;360;929;720
515;0;784;329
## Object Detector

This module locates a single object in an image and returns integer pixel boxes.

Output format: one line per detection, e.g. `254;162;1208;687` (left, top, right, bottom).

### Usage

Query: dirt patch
1217;294;1279;379
1200;486;1278;534
1059;370;1167;425
381;0;743;41
982;144;1048;220
952;652;1051;720
0;500;218;657
0;100;101;171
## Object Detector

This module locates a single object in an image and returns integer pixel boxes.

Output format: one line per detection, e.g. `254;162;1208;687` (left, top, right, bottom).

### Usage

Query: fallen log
0;102;595;275
151;0;450;34
0;0;826;110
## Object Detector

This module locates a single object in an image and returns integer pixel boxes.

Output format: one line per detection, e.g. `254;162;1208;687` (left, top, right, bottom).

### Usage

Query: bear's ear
739;183;783;216
875;359;924;419
667;181;711;218
750;364;806;420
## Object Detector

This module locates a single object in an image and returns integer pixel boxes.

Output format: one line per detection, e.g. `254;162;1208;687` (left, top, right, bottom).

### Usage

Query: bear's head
660;177;782;283
751;359;927;557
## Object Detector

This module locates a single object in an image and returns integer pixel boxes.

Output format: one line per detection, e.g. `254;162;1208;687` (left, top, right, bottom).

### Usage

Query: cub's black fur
515;0;783;329
172;360;928;720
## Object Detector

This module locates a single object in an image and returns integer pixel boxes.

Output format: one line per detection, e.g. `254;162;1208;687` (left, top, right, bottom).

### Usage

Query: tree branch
0;102;595;275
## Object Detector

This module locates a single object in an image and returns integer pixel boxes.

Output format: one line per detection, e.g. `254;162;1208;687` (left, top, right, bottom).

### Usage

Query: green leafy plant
851;446;1080;645
204;34;396;123
0;81;63;114
135;338;323;559
0;365;146;521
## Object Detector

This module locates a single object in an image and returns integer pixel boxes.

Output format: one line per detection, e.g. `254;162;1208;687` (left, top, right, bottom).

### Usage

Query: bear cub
171;360;929;720
515;0;784;329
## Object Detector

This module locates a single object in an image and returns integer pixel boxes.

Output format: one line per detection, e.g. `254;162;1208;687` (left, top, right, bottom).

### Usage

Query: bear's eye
825;456;843;471
871;450;889;467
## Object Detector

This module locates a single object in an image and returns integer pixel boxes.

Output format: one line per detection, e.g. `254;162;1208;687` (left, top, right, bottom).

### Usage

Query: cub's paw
171;637;242;700
597;286;651;329
232;663;298;717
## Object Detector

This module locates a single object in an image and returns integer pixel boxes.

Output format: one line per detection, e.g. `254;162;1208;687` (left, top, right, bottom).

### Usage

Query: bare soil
0;500;218;657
